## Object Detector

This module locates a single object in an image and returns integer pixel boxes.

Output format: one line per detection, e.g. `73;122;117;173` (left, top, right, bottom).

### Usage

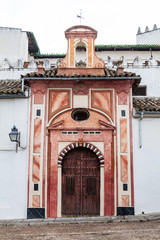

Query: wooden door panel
86;177;96;195
62;149;81;215
82;176;100;215
62;147;100;216
66;177;75;195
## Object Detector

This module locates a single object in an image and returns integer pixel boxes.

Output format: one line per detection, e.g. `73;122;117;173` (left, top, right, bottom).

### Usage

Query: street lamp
9;125;20;152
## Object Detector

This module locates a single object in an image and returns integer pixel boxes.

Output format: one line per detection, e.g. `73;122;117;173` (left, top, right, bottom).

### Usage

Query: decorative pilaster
117;90;133;215
28;91;45;218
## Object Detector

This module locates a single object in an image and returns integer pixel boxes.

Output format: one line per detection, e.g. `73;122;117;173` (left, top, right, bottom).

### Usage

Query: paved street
1;215;160;240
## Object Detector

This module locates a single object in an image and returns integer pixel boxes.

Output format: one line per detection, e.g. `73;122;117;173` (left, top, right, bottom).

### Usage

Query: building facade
25;26;140;218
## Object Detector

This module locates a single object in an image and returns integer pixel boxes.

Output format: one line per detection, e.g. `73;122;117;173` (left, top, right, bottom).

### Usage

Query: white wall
133;117;160;214
0;27;28;62
97;51;158;62
127;68;160;97
136;29;160;45
52;50;160;69
0;27;37;81
0;68;37;81
0;98;30;219
98;52;160;97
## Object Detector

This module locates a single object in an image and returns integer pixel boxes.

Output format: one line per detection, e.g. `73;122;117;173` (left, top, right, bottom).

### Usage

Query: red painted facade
26;26;138;218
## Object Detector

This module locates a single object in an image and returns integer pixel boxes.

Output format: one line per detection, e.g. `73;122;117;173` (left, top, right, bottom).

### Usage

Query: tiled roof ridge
133;97;160;112
0;80;28;95
104;68;139;77
22;67;140;79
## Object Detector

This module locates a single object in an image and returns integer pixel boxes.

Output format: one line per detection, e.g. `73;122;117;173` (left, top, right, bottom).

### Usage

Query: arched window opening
75;42;87;67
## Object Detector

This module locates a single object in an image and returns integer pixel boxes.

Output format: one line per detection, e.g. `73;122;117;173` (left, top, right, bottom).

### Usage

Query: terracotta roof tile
23;67;140;79
133;97;160;112
0;80;28;95
22;68;140;93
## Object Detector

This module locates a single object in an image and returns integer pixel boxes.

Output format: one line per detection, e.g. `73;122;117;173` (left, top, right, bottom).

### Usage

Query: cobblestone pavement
1;220;160;240
1;214;160;240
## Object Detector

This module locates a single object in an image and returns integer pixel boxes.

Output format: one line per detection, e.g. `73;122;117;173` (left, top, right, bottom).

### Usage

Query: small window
133;86;147;96
34;184;38;191
121;110;126;117
36;109;41;116
123;184;128;191
83;131;101;135
61;131;78;135
71;108;90;122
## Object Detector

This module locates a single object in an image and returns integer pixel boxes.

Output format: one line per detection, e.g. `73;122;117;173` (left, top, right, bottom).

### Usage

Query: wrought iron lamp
9;125;20;152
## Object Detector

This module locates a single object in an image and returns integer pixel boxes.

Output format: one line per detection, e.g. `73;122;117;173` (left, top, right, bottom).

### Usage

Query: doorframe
57;142;104;217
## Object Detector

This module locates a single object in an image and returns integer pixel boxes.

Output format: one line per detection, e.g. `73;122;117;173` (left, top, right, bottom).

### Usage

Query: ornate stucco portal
47;108;115;217
25;25;140;218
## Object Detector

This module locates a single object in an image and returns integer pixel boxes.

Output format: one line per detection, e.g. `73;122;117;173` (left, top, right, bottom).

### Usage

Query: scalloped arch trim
58;142;104;166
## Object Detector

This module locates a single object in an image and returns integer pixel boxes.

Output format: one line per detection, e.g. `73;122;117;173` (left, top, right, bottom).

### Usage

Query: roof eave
27;32;40;55
0;94;27;99
95;45;160;51
133;110;160;118
23;76;141;81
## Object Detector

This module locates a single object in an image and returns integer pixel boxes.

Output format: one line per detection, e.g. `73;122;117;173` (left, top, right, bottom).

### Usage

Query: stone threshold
0;213;160;226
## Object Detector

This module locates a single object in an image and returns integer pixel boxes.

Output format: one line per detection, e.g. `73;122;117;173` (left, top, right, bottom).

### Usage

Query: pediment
99;120;115;130
65;25;97;36
48;109;114;131
48;120;64;130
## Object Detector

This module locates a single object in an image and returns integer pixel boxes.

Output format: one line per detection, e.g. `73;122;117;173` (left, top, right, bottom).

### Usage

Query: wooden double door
62;147;100;216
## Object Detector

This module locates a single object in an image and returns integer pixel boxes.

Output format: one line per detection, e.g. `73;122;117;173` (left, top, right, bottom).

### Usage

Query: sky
1;0;160;54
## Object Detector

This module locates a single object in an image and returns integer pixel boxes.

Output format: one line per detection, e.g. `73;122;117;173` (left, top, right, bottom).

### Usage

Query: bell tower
58;25;105;75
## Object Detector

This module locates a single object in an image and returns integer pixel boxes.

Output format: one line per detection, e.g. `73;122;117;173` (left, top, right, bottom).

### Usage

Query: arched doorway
62;147;100;216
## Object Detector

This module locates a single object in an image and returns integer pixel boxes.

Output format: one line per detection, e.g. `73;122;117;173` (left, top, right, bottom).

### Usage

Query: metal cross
77;9;84;25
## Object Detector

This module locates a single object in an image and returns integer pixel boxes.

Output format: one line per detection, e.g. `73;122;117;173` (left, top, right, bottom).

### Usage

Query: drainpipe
139;111;144;148
21;78;24;95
